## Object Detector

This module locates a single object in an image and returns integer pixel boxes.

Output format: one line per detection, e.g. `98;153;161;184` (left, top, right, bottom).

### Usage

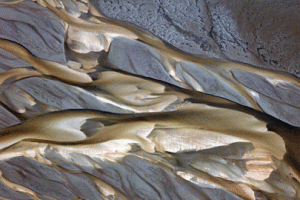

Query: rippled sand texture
0;0;299;199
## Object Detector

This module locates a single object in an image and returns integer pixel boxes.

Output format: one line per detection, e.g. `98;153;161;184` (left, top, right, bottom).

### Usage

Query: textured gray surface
0;104;20;129
255;93;300;127
42;147;245;199
0;49;31;72
15;77;131;114
232;70;300;126
206;0;300;76
94;0;300;77
0;151;206;199
177;61;251;106
108;37;182;87
232;70;300;107
91;0;223;59
0;156;106;199
0;0;66;64
0;157;77;199
0;180;32;200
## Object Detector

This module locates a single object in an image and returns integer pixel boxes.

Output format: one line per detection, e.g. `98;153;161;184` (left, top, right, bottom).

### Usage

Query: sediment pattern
0;0;299;199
